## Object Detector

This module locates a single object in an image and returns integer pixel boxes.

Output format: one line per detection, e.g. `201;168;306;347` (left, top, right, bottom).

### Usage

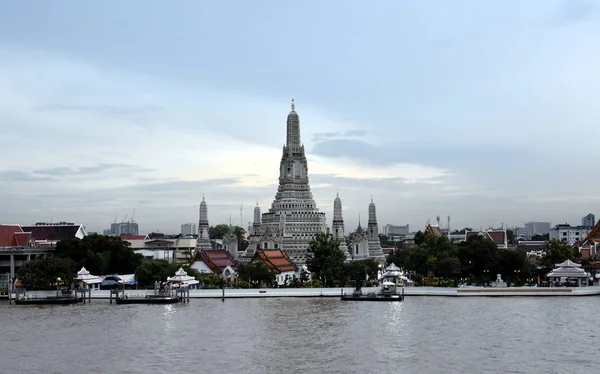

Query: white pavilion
75;267;102;290
167;267;200;288
547;259;590;287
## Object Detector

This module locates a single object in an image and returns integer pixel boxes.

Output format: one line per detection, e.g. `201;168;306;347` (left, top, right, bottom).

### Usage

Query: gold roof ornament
291;98;295;111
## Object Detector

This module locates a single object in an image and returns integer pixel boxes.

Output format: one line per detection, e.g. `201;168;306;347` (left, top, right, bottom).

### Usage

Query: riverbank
4;286;600;300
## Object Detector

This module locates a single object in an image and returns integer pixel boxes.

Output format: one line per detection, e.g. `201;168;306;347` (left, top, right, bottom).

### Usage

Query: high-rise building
181;223;197;236
582;213;596;228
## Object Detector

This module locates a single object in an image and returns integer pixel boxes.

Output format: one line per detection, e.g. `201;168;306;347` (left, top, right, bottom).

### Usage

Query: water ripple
1;296;599;373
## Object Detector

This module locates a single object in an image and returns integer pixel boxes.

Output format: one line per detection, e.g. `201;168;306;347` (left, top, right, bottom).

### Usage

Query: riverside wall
9;286;600;299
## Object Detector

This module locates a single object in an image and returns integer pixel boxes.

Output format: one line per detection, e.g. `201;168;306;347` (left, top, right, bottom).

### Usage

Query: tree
236;262;275;287
209;224;230;239
18;257;76;290
413;231;425;246
538;240;580;273
306;234;347;287
54;234;142;275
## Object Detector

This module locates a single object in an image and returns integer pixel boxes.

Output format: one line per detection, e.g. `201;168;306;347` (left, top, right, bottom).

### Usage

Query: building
252;99;327;264
549;224;590;246
465;229;508;249
0;224;54;279
331;192;351;260
190;249;238;281
578;220;600;258
350;222;370;260
22;222;87;247
181;223;197;236
123;234;197;263
517;222;551;238
582;214;596;228
383;224;410;239
196;195;212;251
366;198;385;263
252;249;298;286
104;221;139;236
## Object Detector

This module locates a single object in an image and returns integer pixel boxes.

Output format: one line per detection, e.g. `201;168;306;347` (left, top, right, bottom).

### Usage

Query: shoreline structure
5;286;600;300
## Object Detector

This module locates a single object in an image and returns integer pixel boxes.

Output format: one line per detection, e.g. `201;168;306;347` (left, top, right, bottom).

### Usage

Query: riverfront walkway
7;286;600;300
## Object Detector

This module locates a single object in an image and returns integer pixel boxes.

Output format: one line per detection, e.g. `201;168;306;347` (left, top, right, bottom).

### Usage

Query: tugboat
341;263;406;302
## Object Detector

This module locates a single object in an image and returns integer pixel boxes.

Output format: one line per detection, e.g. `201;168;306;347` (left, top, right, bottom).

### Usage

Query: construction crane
131;208;136;223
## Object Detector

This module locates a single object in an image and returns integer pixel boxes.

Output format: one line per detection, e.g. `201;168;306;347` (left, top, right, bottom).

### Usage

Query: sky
1;0;599;234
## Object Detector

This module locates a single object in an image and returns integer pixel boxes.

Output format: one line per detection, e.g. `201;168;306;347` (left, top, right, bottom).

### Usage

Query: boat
115;294;181;304
341;263;406;302
14;295;81;305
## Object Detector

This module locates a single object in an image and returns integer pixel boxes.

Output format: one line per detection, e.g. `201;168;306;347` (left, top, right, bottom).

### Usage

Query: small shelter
547;259;589;287
380;263;413;288
167;267;199;288
76;267;102;290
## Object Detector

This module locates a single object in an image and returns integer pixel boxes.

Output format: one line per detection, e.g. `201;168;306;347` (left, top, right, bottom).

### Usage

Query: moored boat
15;296;81;305
341;263;406;302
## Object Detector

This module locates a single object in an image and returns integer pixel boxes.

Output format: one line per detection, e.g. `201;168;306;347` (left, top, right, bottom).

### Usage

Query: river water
0;296;597;374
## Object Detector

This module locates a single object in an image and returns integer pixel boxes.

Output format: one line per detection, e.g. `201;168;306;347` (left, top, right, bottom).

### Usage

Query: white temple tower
196;194;212;251
351;219;370;260
222;225;239;260
259;99;327;264
367;197;385;262
332;191;351;260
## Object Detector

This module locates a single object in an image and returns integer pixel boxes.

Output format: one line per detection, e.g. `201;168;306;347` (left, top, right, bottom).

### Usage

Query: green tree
54;234;142;275
209;224;230;239
539;240;580;273
236;261;275;287
18;257;76;290
413;231;425;245
306;234;347;287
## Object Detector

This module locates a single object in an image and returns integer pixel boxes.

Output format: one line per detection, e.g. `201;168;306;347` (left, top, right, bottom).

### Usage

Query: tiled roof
382;248;394;255
252;249;297;274
120;235;148;240
425;224;444;237
21;225;81;241
0;224;31;247
193;249;238;273
466;230;507;247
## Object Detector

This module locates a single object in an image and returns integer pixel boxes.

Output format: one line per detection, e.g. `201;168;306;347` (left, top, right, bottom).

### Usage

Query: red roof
0;225;31;247
252;250;296;274
120;235;148;240
193;249;238;273
425;224;444;237
466;230;507;247
382;248;394;255
21;225;81;242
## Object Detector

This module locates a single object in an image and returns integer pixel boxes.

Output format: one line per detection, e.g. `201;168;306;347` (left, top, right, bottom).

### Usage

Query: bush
237;280;249;289
308;280;323;288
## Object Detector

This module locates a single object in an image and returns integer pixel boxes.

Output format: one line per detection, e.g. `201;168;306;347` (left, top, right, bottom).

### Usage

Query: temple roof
0;224;31;247
21;224;83;242
555;259;581;268
192;249;238;273
252;249;297;274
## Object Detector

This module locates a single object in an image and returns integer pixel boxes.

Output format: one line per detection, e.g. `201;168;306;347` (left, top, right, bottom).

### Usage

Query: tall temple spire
286;99;301;148
366;197;385;263
332;192;350;260
197;195;211;251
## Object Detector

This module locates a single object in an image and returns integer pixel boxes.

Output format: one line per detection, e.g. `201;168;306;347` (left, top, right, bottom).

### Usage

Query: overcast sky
1;0;599;234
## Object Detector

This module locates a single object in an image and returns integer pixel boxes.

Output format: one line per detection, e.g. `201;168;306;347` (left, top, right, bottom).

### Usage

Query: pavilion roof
555;259;581;268
547;266;588;278
252;249;297;274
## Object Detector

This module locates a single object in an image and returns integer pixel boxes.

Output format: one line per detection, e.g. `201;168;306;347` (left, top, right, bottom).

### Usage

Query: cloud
547;0;595;27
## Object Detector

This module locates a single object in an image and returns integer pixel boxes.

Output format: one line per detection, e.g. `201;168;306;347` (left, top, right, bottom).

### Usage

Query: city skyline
1;1;599;233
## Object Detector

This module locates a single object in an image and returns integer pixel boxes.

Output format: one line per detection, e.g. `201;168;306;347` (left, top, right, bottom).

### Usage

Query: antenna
436;215;440;226
131;208;136;223
447;215;451;231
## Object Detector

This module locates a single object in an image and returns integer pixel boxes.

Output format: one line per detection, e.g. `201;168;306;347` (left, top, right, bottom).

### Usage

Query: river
0;296;597;373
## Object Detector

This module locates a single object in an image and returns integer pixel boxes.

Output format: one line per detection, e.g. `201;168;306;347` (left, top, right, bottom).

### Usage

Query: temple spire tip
202;193;205;202
291;98;295;111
